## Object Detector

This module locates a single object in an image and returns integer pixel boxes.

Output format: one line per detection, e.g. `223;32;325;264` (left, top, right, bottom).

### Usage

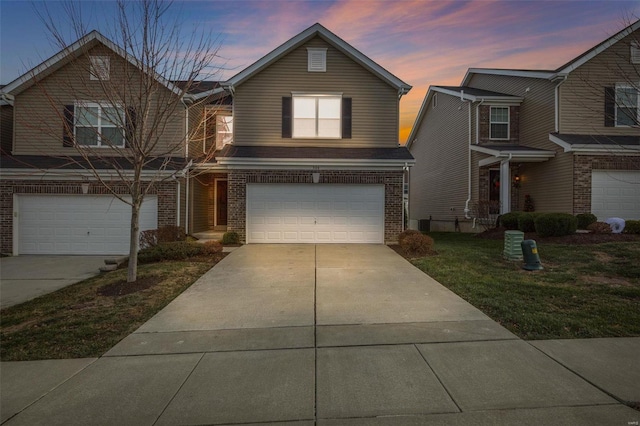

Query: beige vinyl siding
13;44;185;156
1;105;13;154
560;29;640;135
467;73;573;213
409;93;470;224
233;37;399;148
187;101;205;158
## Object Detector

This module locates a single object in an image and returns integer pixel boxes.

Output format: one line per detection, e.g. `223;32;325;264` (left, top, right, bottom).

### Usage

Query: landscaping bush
500;212;521;230
138;241;202;263
534;213;578;237
201;240;223;255
624;220;640;234
399;233;434;257
222;231;240;245
517;212;541;233
139;225;186;249
587;222;612;234
576;213;598;230
398;229;422;245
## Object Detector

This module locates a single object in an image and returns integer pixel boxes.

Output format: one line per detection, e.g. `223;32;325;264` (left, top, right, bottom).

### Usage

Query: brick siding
573;155;640;214
479;105;520;144
0;179;176;255
227;169;404;244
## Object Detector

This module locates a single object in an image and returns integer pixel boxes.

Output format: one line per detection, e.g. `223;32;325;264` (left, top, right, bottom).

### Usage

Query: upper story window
216;115;233;149
75;102;124;147
293;94;341;138
307;48;327;72
90;56;110;80
615;85;639;127
490;106;509;140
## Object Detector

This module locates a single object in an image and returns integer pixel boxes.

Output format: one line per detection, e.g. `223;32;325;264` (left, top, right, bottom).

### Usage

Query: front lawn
0;258;223;361
411;233;640;340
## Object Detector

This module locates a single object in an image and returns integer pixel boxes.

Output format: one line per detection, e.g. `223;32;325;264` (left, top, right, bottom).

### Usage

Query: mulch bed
97;275;162;296
475;227;640;244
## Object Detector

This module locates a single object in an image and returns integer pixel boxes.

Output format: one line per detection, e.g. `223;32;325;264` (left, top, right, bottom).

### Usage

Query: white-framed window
307;48;327;72
90;56;110;80
216;115;233;149
74;102;124;147
615;84;639;127
490;106;509;140
293;94;341;138
631;41;640;64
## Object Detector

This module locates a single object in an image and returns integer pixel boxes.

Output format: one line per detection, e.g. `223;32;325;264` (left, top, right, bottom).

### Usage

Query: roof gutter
0;93;14;106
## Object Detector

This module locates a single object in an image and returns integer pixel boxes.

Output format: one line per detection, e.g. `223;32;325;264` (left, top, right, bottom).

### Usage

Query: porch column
500;159;511;214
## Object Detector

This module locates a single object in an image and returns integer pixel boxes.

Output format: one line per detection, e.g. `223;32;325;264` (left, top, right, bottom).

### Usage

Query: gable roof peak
218;22;411;95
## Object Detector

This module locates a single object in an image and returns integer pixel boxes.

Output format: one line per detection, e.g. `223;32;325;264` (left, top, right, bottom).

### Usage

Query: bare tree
24;0;223;282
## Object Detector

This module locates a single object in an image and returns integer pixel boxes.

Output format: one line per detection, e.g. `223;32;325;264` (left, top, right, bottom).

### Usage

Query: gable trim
218;23;411;95
2;30;184;97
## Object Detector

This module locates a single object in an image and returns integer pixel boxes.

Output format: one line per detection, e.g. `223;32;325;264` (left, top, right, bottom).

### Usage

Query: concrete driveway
2;245;638;425
0;256;105;309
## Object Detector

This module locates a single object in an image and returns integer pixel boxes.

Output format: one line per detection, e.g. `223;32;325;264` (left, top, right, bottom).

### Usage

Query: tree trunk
127;197;141;283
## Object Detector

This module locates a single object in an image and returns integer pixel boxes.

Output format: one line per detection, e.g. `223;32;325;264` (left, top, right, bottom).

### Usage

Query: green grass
412;233;640;340
0;261;215;361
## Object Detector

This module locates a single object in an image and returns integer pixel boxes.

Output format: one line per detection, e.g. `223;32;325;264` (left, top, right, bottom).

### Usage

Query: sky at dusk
1;1;639;143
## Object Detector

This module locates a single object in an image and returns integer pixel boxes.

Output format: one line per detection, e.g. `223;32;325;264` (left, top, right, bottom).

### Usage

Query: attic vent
307;48;327;72
632;42;640;64
90;56;110;80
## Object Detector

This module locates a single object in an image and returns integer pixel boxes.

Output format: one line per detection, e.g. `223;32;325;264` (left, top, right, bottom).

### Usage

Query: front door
216;180;228;226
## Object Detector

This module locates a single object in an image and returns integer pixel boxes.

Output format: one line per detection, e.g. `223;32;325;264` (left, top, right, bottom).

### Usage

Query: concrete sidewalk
0;256;105;309
1;245;638;425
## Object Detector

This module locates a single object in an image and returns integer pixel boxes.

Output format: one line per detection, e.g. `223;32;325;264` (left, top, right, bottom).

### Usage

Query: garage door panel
18;195;157;255
247;184;384;243
591;171;640;220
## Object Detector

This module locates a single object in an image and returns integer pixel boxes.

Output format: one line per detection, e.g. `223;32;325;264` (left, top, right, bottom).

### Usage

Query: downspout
181;98;191;234
554;75;567;132
402;162;409;231
175;178;181;227
463;95;473;220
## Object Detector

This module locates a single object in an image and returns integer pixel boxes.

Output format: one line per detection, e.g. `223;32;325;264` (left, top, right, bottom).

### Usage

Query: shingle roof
0;155;187;170
216;145;414;161
550;133;640;146
435;86;517;98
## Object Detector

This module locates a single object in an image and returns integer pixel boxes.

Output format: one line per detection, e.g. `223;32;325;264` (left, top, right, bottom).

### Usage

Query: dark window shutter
282;97;292;138
342;97;352;139
125;107;137;148
63;105;74;147
604;87;615;127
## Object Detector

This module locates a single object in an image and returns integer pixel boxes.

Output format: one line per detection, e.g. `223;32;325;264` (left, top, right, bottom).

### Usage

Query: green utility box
522;239;544;271
503;230;524;260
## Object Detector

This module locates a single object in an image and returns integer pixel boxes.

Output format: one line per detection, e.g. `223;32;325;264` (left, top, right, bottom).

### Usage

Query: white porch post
500;159;511;214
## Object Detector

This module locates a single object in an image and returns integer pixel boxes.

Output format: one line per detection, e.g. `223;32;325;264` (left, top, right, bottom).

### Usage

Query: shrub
222;231;240;245
398;229;422;245
399;233;434;257
534;213;578;237
139;225;186;249
624;220;640;234
576;213;598;230
517;212;541;233
587;222;612;234
138;241;202;264
201;240;223;255
500;212;521;230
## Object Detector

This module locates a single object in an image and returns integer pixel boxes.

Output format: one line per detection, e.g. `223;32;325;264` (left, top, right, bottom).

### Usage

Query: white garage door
17;195;158;255
247;184;384;243
591;170;640;220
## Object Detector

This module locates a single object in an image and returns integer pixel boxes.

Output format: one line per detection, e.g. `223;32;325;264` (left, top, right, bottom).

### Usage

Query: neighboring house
0;23;413;255
408;20;640;232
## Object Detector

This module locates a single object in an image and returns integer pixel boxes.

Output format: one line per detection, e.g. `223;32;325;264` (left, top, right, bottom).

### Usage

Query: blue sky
1;0;638;141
